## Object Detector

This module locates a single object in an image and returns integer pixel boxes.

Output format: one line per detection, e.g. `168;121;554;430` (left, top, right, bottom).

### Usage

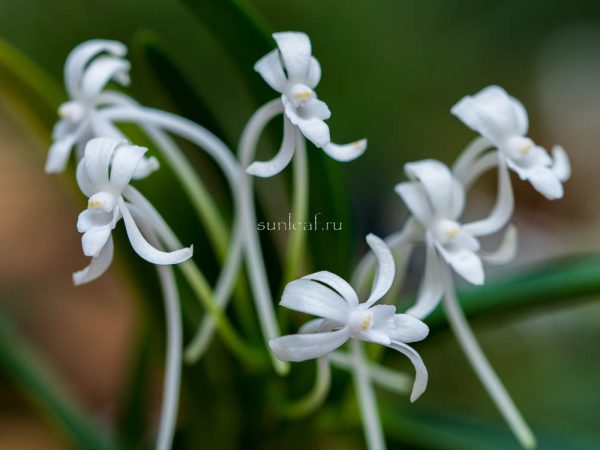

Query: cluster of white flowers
45;31;570;450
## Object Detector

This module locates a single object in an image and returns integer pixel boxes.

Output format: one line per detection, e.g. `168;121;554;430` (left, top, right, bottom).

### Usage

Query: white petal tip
323;139;367;162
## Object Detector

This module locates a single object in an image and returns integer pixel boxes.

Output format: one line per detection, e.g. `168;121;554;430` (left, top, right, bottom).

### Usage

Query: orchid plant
33;26;572;450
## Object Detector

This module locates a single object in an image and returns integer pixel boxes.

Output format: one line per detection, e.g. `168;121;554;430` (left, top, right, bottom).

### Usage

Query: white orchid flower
74;137;192;285
46;39;158;175
269;234;429;402
395;159;517;319
248;31;366;177
452;85;570;200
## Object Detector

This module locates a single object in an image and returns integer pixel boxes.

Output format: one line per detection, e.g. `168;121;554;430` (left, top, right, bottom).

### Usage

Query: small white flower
248;31;366;177
451;85;570;200
73;137;192;285
395;160;517;319
269;234;429;402
46;40;158;175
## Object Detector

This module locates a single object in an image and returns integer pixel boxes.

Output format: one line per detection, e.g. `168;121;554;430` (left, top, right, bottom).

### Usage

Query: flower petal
394;182;432;225
254;49;287;93
273;32;312;80
306;57;321;88
84;137;124;188
246;115;296;177
82;224;113;257
552;145;570;182
76;157;95;197
527;165;564;200
302;98;331;120
280;278;351;324
110;143;148;191
481;224;518;265
284;99;330;148
365;234;396;306
269;328;350;362
323;139;367;162
463;158;514;237
406;239;445;319
120;201;193;265
64;40;126;98
386;314;429;343
386;341;429;402
436;241;484;285
77;208;114;233
451;85;528;146
80;56;130;99
73;235;114;285
132;156;160;180
45;132;80;173
302;271;359;307
405;159;454;217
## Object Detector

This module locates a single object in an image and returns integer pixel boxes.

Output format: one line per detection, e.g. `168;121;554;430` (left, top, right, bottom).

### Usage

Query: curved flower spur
247;31;367;177
392;159;535;448
452;85;570;204
395;159;517;318
270;234;429;402
45;40;157;175
74;136;192;450
74;137;192;283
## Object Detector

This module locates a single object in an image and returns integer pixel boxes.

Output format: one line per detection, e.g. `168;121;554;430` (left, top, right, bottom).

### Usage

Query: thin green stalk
283;131;309;282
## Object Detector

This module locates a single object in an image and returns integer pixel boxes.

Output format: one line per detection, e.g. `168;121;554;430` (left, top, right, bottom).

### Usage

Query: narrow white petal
280;279;351;324
394;181;433;225
462;151;499;190
386;314;429;343
323;139;367;162
386;341;429;402
436;242;484;285
302;271;359;307
302;99;331;120
406;240;445;319
365;234;396;306
246;115;296;177
76;158;95;197
73;235;114;285
552;145;570;182
273;32;312;80
84;137;124;187
451;85;527;146
132;156;160;180
65;40;126;98
120;201;193;265
285;101;331;148
527;165;564;200
463;158;514;237
269;328;350;362
299;318;326;334
254;49;287;93
77;209;113;233
82;224;113;257
80;56;130;99
45;133;79;173
306;57;321;88
110;143;148;190
405;159;454;216
481;224;518;265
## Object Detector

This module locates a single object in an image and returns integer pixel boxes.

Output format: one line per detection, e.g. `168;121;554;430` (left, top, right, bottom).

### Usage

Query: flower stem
126;186;265;367
238;98;289;374
154;256;182;450
283;131;309;282
350;340;386;450
441;266;537;449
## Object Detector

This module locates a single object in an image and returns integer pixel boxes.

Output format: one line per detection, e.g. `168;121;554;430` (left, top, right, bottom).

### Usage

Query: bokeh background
1;0;600;449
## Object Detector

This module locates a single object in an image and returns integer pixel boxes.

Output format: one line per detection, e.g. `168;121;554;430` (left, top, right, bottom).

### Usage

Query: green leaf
381;405;600;450
179;0;274;104
0;308;117;450
0;37;63;142
426;255;600;332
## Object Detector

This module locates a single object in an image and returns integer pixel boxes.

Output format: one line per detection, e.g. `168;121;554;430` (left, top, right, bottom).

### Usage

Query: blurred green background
1;0;600;449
